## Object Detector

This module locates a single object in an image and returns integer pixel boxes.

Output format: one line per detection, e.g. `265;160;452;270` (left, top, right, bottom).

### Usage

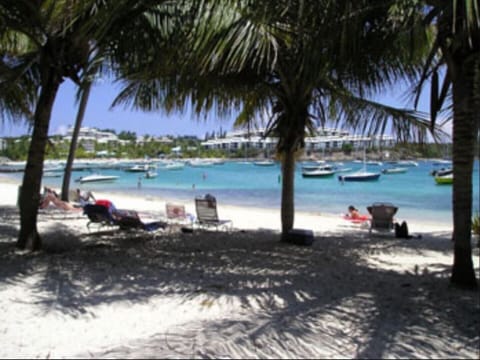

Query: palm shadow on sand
0;205;478;358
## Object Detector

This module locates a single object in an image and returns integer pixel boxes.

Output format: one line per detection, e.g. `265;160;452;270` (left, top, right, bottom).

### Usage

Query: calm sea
9;159;480;224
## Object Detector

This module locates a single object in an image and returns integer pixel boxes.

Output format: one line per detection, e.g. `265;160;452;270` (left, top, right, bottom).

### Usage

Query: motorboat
301;160;326;171
188;159;215;167
76;174;119;184
302;166;335;178
381;167;408;174
144;170;158;179
430;167;453;177
124;164;150;172
366;161;383;166
253;160;276;166
43;172;62;178
397;160;419;167
164;162;185;170
435;173;453;185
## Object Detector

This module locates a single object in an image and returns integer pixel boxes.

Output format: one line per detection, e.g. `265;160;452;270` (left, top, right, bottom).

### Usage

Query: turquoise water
11;159;480;224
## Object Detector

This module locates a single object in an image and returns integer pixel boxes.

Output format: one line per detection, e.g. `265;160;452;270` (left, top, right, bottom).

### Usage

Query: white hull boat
302;169;335;178
76;174;119;184
382;167;408;174
145;171;158;179
253;160;276;166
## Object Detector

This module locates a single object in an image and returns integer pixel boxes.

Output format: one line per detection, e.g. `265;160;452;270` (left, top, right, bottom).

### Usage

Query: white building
60;126;122;153
201;127;395;153
0;138;6;151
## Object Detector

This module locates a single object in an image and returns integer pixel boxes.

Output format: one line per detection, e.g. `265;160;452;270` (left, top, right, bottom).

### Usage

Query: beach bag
395;221;409;239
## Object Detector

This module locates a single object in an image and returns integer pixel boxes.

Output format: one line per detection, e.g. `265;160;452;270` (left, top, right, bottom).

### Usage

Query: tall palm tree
60;0;183;202
115;0;443;238
60;80;92;202
408;0;479;288
0;0;95;250
0;0;180;250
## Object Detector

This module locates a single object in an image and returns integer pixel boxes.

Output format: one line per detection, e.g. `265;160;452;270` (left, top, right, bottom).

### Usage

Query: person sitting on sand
39;192;80;211
76;188;96;206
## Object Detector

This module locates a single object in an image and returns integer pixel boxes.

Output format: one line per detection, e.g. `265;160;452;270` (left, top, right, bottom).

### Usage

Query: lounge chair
194;195;233;231
367;202;398;233
166;203;194;225
83;203;167;232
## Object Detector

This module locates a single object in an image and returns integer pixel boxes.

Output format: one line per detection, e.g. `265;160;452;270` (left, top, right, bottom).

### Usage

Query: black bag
395;221;410;239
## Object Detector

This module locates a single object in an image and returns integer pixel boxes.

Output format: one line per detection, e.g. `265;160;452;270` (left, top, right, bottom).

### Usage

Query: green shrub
472;212;480;236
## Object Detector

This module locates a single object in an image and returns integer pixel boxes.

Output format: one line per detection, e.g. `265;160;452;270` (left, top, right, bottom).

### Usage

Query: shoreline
1;175;453;233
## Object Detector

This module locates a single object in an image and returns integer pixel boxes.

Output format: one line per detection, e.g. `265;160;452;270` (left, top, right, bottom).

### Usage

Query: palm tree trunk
17;67;62;251
280;149;296;238
450;58;478;289
61;81;92;201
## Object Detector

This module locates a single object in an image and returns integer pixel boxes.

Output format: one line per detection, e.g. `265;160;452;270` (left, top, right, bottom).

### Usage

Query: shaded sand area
0;179;478;358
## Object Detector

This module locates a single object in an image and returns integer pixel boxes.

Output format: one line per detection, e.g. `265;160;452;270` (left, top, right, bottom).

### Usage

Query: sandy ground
0;178;479;359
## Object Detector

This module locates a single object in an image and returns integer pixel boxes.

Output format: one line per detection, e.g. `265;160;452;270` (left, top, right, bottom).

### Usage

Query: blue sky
0;77;449;139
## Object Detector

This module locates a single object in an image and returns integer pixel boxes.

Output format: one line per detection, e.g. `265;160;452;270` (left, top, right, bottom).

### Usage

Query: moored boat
339;148;381;182
76;174;119;184
338;171;381;182
144;170;158;179
253;160;276;166
43;172;62;178
164;162;185;170
397;160;419;167
124;164;150;172
381;167;408;174
435;173;453;185
302;165;335;178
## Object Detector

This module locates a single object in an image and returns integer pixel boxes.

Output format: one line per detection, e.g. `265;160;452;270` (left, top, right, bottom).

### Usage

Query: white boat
253;160;276;166
125;164;150;172
430;167;453;177
397;160;419;167
164;162;185;170
76;174;119;184
144;170;158;179
302;165;335;178
366;161;383;166
43;172;62;178
338;171;381;182
188;159;215;167
301;161;327;171
382;167;408;174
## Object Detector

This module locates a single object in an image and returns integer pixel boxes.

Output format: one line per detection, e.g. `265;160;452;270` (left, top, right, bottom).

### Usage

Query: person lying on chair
39;192;80;211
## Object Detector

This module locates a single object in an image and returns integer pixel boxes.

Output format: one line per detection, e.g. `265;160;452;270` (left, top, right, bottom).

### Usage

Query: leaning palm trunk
280;149;296;238
61;82;92;202
450;56;479;288
17;68;62;251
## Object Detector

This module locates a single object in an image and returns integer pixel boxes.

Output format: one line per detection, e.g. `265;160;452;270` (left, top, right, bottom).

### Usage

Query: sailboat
338;149;381;182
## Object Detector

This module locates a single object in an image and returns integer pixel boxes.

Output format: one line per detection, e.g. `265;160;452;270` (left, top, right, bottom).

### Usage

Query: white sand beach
0;176;478;359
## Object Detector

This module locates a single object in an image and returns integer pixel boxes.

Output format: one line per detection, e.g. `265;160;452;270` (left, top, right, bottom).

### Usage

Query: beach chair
194;195;233;231
166;203;192;224
367;202;398;234
83;204;167;232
